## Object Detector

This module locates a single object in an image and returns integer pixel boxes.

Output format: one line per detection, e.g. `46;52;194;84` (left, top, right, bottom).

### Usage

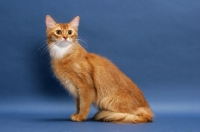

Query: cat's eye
68;30;72;35
56;30;62;35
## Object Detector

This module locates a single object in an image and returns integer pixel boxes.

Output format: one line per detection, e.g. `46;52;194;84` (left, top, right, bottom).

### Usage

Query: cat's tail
94;107;153;123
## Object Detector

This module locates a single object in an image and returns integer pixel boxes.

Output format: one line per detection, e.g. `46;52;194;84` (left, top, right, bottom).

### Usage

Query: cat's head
45;15;80;47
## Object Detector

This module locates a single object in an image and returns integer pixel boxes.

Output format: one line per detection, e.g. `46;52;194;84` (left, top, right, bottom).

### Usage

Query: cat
45;15;153;123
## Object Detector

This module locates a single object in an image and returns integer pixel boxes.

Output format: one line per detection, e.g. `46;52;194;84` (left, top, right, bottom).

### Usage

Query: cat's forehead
55;23;73;30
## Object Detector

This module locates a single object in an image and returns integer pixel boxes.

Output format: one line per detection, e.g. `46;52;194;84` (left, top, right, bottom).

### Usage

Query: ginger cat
45;15;153;123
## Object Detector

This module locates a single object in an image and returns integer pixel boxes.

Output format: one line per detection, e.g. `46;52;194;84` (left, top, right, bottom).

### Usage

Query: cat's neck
49;42;86;61
49;43;73;59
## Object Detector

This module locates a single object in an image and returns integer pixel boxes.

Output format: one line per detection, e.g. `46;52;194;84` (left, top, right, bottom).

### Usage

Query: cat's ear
69;16;80;29
45;15;56;28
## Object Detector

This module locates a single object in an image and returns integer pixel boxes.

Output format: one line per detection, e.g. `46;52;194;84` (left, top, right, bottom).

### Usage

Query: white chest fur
49;42;72;59
50;42;77;96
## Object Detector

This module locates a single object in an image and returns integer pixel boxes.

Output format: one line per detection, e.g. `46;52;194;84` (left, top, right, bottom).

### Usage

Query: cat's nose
63;36;68;40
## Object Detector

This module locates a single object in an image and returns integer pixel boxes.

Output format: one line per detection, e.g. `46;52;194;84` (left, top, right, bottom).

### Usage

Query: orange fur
45;15;153;123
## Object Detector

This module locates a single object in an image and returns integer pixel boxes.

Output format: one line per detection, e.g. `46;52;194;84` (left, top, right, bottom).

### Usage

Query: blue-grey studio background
0;0;200;132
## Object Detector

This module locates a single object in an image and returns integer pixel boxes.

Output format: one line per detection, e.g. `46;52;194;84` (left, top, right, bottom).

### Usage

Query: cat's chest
64;79;77;97
50;44;72;59
52;61;78;97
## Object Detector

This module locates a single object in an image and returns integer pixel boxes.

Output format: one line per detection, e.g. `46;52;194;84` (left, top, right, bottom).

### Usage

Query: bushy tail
94;108;153;123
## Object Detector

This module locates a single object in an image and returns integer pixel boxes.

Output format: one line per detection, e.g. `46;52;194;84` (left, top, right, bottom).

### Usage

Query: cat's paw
70;114;85;122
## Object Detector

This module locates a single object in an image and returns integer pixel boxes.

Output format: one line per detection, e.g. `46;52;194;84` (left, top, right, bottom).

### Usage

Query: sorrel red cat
45;15;153;123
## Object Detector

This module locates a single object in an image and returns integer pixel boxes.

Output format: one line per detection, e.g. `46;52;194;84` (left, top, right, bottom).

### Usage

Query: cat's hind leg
94;96;153;123
94;108;153;123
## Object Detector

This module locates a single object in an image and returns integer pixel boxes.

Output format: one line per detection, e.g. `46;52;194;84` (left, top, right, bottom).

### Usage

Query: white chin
57;41;71;47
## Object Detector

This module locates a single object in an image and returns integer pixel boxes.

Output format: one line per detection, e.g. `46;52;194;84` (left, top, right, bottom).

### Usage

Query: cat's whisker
38;40;49;56
77;37;88;49
37;40;47;51
42;47;49;56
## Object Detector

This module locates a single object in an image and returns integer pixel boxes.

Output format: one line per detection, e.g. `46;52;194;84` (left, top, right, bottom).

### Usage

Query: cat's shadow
36;117;96;122
37;118;71;122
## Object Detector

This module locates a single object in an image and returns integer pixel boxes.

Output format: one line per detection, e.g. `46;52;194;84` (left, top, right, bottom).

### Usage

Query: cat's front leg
75;97;80;114
70;87;94;122
70;113;84;122
70;97;91;122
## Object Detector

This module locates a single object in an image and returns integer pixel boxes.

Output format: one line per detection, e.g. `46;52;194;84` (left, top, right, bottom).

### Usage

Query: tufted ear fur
45;15;56;28
69;16;80;29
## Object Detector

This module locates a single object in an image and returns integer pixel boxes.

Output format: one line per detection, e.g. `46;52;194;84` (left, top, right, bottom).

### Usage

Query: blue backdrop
0;0;200;132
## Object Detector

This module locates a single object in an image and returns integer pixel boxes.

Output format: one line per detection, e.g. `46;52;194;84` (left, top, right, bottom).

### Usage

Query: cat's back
86;52;133;86
86;53;120;71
